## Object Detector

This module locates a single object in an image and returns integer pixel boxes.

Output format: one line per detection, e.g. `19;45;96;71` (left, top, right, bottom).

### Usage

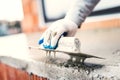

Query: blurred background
0;0;119;36
0;0;120;80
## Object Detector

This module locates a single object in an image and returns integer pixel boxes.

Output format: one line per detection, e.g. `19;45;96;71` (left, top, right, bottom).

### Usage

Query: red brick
0;63;7;80
0;63;48;80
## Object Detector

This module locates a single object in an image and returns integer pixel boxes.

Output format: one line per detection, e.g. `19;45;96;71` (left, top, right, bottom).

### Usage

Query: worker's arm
38;0;100;49
65;0;100;28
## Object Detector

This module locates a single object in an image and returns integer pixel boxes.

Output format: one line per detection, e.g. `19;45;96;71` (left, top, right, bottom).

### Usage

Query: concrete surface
0;27;120;80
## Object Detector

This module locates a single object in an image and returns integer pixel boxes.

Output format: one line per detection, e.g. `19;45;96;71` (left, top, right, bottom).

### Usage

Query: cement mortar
1;55;120;80
0;28;120;80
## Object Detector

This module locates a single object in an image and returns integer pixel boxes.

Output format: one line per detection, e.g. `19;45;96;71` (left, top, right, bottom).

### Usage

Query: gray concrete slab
0;28;120;80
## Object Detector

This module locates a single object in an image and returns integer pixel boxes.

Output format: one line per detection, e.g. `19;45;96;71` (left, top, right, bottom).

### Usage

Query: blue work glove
38;19;78;49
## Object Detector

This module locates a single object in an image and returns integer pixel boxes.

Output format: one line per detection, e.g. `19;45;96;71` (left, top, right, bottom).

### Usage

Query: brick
0;63;7;80
6;66;16;80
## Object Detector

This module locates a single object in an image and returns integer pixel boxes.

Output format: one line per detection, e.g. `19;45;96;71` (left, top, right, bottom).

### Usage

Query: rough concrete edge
1;56;120;80
0;56;90;80
0;56;28;70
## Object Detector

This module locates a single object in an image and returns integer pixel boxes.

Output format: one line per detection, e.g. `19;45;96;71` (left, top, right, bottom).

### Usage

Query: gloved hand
38;19;78;49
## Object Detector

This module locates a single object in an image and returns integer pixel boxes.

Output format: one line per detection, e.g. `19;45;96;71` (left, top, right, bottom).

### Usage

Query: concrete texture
0;28;120;80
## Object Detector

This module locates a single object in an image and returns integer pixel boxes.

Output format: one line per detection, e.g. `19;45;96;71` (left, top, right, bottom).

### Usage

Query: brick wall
81;18;120;30
0;62;48;80
21;0;40;33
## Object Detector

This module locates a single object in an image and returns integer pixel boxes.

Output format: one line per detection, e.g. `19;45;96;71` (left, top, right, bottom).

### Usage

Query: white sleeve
65;0;100;27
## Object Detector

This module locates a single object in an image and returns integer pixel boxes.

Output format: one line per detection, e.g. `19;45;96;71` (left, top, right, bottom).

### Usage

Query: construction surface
0;28;120;80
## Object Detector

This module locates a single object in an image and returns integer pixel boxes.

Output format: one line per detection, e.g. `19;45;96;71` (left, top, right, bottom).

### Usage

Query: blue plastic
38;38;44;44
38;32;67;49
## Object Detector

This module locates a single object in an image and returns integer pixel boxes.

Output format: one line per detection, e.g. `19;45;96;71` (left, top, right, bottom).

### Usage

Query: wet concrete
0;28;120;80
27;27;120;80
